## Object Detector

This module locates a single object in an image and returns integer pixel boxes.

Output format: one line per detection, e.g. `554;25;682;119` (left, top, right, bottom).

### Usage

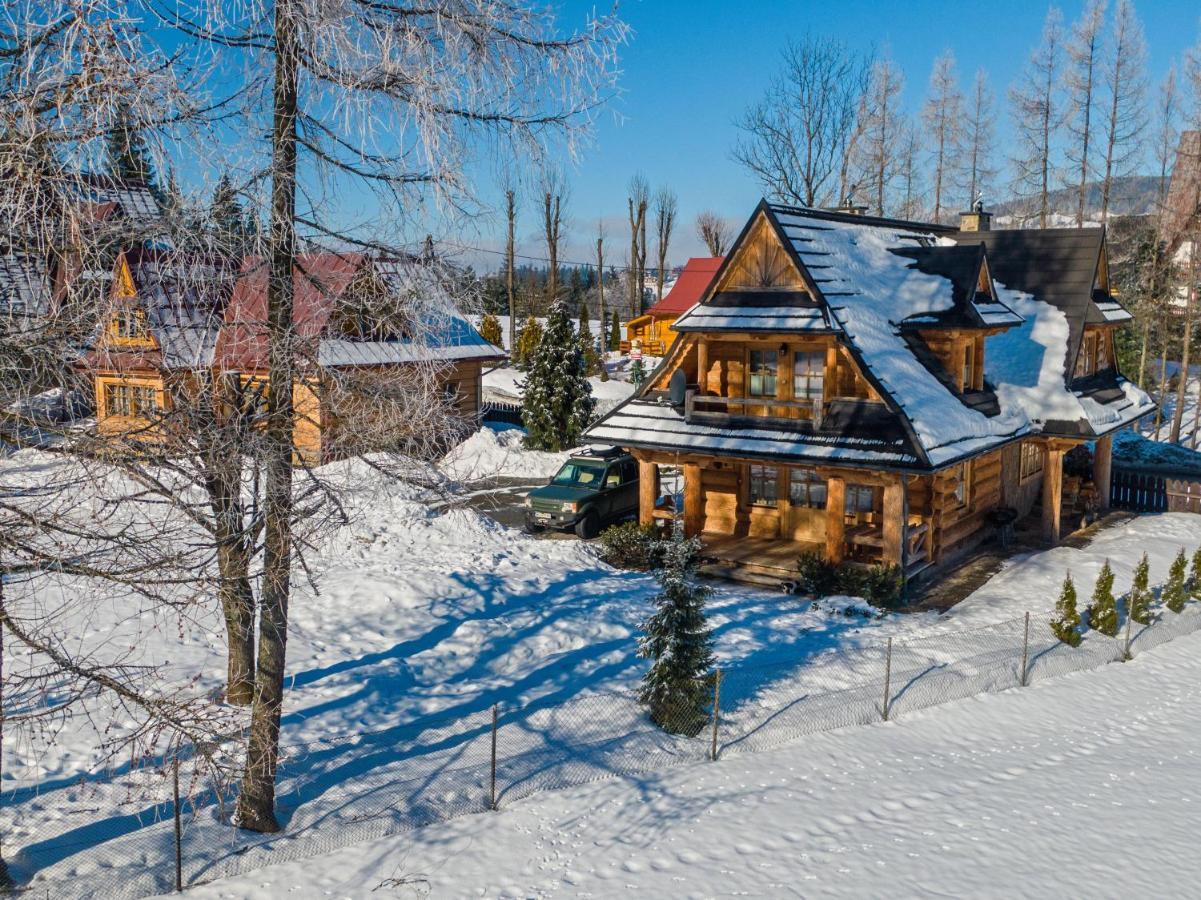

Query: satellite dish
668;369;687;406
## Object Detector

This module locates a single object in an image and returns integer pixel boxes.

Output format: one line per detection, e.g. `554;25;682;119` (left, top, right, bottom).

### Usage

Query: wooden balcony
685;390;823;432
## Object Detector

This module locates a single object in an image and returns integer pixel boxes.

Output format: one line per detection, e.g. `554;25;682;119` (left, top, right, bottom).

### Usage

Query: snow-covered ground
171;624;1201;898
5;425;1201;897
1142;365;1201;449
481;363;636;419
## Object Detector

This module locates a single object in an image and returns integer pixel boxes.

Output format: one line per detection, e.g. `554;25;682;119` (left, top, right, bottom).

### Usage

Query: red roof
215;252;365;370
642;256;723;317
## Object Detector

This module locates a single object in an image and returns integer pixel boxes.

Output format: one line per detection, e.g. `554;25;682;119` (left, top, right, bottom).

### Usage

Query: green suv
523;447;639;539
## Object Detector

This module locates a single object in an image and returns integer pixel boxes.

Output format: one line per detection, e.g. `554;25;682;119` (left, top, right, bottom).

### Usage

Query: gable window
789;469;827;508
793;350;824;405
845;483;876;515
961;341;974;392
1075;332;1098;378
1020;442;1043;482
1095;332;1110;371
951;462;972;508
748;464;778;506
748;350;777;398
104;382;159;418
112;307;148;341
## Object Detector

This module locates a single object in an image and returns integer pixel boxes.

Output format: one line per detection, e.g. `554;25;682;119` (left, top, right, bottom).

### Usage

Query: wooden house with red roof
84;249;504;462
623;257;722;356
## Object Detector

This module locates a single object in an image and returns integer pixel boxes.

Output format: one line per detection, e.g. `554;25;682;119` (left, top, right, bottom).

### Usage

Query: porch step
904;559;934;581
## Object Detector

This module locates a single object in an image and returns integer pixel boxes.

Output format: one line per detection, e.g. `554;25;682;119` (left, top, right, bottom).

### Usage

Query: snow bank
438;424;571;481
483;364;636;417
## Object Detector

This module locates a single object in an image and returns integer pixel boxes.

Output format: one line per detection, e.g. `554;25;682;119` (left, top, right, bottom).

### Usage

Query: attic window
112;307;148;340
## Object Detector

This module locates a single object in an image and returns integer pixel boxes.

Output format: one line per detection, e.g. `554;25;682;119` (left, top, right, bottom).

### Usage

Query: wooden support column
639;460;659;527
683;463;703;537
1041;443;1065;544
696;338;709;393
1094;434;1113;510
825;477;846;563
882;478;905;567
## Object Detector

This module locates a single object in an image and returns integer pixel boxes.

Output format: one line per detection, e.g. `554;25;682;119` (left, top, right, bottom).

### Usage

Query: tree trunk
216;541;256;706
505;190;515;352
1169;240;1197;445
235;0;299;835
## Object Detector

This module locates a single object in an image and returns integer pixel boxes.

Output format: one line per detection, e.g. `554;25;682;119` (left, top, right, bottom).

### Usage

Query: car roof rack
571;445;625;459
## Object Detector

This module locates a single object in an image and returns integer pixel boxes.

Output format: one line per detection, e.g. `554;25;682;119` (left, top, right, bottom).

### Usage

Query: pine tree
1089;559;1119;637
211;173;248;252
610;309;621;351
1128;552;1153;625
478;312;503;348
106;102;158;190
521;299;595;451
1190;546;1201;601
629;358;646;389
1164;548;1188;613
638;521;715;736
577;299;599;374
1051;573;1082;647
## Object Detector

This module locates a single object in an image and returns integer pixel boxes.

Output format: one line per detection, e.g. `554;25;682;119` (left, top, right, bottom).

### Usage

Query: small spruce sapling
1164;549;1188;613
1088;560;1119;637
630;357;646;389
638;522;715;736
1190;546;1201;601
1128;552;1153;625
1051;573;1082;647
478;312;503;348
521;299;595;451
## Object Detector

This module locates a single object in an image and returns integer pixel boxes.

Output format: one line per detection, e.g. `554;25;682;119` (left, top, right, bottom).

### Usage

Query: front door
787;468;828;542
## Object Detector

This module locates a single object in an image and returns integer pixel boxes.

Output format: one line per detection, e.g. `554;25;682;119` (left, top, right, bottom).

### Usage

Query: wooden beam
683;463;702;537
825;477;846;563
1094;434;1113;510
1042;444;1065;544
882;478;905;566
639;459;658;527
696;338;709;393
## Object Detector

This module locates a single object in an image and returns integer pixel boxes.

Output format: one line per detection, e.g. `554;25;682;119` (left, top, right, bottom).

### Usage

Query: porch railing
684;389;823;430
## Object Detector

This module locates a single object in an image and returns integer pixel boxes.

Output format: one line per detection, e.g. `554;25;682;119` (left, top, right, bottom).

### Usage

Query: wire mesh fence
5;596;1201;899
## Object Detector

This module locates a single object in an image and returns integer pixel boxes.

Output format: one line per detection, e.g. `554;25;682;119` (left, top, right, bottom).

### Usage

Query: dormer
104;253;156;348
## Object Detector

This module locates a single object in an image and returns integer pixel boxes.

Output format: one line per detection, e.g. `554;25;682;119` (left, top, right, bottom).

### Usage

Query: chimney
959;193;992;232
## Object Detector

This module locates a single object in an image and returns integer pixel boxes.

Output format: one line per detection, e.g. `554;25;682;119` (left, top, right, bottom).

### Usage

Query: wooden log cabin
83;249;504;463
585;201;1154;583
623;256;723;357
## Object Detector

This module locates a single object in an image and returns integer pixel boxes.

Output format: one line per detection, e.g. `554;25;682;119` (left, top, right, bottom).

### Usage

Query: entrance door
787;468;828;542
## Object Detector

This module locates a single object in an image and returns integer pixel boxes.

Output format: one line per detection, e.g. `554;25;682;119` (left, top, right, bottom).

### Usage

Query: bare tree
542;174;567;304
857;57;905;216
1175;44;1201;445
896;119;925;220
922;51;964;223
1064;0;1106;227
627;174;648;317
963;69;997;209
1153;68;1180;214
653;186;677;302
595;219;606;350
695;210;733;256
1098;0;1148;225
732;35;871;207
1009;7;1065;228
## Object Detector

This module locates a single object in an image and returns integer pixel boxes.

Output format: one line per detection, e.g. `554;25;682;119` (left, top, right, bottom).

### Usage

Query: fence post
881;638;893;722
172;756;182;893
1019;612;1031;687
1123;606;1134;661
710;668;722;762
489;703;499;811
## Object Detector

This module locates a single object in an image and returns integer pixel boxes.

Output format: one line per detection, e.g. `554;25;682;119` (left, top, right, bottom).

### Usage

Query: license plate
534;513;551;522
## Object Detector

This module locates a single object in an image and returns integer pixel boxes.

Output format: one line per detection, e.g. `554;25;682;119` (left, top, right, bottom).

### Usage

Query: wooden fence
1110;467;1201;513
481;400;523;428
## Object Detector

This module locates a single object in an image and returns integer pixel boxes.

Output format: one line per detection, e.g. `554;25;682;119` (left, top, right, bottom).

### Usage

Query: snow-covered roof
1091;297;1134;323
673;304;832;333
0;253;52;319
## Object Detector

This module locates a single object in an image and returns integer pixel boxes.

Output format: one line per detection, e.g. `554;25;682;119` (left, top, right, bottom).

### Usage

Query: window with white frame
788;468;827;508
952;462;972;507
748;464;778;506
1020;442;1042;481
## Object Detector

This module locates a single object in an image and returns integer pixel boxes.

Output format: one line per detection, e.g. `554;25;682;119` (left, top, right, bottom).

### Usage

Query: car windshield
551;461;606;487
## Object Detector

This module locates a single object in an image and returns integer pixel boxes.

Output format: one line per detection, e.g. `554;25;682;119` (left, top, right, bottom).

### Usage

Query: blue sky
447;0;1200;272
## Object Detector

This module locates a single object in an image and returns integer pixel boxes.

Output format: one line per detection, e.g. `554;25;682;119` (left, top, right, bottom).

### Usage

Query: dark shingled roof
947;227;1104;380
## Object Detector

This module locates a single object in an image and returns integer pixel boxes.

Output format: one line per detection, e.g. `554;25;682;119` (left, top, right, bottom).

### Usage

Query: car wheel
574;510;600;540
523;521;545;535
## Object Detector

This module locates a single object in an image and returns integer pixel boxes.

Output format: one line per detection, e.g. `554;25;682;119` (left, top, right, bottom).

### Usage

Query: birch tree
921;51;964;222
1064;0;1106;227
1009;7;1065;228
1097;0;1148;225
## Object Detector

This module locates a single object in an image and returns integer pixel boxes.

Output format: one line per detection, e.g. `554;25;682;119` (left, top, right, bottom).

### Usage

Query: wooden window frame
792;349;825;405
748;463;779;507
952;461;972;508
845;483;876;515
99;377;162;420
788;468;827;509
747;349;778;399
1019;442;1043;482
961;340;974;392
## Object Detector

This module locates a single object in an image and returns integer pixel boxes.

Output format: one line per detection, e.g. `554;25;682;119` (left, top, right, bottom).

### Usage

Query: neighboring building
83;249;504;463
623;256;722;356
586;201;1153;583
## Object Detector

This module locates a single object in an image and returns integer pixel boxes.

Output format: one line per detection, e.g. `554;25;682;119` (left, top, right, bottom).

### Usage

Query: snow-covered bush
638;523;715;736
1088;560;1119;637
1051;573;1082;647
597;521;660;570
478;312;503;347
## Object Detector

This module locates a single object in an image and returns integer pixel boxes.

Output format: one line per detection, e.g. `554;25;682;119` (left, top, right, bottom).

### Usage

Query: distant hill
993;175;1162;224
